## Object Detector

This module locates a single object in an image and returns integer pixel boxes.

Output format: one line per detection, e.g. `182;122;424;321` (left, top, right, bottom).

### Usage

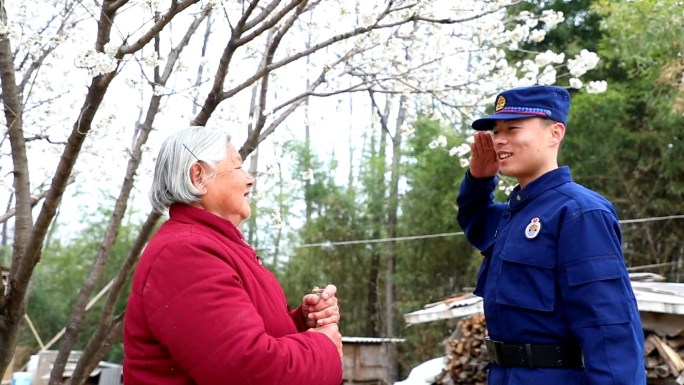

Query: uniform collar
507;166;573;211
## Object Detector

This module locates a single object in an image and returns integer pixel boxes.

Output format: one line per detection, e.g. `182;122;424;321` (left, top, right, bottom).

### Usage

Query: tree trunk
384;95;407;384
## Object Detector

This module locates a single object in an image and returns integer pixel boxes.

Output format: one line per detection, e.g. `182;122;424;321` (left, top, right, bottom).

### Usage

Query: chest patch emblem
525;217;541;239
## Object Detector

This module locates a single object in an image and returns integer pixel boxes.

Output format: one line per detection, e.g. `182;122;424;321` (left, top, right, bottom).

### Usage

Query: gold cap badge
495;95;506;112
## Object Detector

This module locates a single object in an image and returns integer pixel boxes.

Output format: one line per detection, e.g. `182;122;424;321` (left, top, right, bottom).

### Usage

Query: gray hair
149;126;232;213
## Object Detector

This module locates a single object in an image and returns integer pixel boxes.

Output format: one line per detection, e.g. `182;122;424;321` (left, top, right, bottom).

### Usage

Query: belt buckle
485;338;502;364
524;343;534;368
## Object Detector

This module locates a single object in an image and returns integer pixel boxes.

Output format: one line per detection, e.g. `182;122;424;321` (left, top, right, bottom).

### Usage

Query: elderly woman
123;126;343;385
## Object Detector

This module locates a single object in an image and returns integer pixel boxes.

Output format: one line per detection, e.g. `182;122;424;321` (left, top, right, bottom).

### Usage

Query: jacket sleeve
290;306;309;332
143;241;342;385
557;209;645;384
456;170;506;251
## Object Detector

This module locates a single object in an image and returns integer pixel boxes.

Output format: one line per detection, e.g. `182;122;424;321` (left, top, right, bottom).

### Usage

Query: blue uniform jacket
457;166;645;385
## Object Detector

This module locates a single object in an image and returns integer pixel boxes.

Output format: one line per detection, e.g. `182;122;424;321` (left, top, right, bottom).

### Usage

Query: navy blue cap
471;85;570;131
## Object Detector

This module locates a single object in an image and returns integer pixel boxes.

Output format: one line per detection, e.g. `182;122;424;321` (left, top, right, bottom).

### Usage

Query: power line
619;214;684;224
296;231;465;249
267;213;684;251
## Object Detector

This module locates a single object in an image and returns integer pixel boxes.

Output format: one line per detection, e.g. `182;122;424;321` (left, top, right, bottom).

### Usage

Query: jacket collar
168;204;249;246
507;166;573;212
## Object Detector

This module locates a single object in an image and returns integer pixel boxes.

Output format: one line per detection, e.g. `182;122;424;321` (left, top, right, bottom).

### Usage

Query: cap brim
471;113;540;131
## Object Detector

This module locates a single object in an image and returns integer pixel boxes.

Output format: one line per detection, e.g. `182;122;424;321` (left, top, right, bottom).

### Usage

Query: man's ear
190;163;207;193
549;122;566;146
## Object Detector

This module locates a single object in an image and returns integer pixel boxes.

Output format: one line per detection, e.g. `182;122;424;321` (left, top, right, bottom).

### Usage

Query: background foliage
5;0;684;381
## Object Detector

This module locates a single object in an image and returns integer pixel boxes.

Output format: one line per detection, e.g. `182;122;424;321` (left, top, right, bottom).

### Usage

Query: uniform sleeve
456;170;506;251
557;209;645;384
143;242;342;385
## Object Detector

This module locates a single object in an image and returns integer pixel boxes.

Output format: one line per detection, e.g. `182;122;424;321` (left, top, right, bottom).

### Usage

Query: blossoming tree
0;0;601;383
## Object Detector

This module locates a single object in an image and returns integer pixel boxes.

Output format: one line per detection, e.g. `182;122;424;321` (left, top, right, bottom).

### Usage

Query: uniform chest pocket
496;243;556;312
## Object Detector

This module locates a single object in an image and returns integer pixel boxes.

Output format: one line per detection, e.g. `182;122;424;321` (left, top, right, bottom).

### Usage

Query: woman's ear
190;163;207;194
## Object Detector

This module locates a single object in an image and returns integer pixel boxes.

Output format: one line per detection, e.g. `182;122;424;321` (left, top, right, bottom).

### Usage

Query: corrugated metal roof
342;337;405;344
632;281;684;315
403;293;483;326
403;279;684;326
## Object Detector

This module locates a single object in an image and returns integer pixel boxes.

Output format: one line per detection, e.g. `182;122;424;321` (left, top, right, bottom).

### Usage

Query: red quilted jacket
123;204;342;385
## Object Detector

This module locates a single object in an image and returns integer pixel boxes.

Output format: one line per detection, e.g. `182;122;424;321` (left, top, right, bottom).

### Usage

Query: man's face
491;117;562;187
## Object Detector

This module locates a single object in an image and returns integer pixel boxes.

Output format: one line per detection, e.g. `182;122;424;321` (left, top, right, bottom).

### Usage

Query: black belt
485;338;583;368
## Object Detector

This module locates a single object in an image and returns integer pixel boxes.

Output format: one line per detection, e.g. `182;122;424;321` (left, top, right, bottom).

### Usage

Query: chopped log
667;337;684;350
646;356;661;369
655;364;670;378
645;336;657;356
441;314;488;385
648;334;684;375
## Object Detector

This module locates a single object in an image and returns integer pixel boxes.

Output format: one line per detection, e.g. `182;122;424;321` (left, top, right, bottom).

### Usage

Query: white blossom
0;20;20;38
525;19;540;29
449;143;471;157
75;49;117;77
142;52;163;68
270;209;283;230
540;10;565;28
265;167;277;179
537;65;557;85
569;78;583;89
459;158;470;168
508;24;530;44
428;135;447;149
153;84;170;96
302;169;314;182
401;124;416;137
518;11;534;21
586;80;608;94
567;49;600;77
144;0;161;12
535;50;565;67
529;29;546;43
104;42;119;57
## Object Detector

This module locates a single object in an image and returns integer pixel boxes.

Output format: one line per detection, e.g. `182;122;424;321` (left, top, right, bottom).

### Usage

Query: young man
456;85;645;384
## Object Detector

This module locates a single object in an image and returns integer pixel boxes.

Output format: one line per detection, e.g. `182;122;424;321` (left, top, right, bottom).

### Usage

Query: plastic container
12;371;32;385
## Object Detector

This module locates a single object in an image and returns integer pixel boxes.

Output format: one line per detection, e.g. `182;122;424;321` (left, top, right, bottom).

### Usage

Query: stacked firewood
435;314;684;385
436;314;489;385
436;314;684;384
644;333;684;383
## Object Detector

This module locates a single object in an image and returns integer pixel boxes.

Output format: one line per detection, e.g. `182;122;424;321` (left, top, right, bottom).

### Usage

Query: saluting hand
469;131;500;178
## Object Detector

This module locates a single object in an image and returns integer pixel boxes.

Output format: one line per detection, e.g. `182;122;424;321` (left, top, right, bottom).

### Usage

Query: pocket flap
566;255;623;286
500;242;556;269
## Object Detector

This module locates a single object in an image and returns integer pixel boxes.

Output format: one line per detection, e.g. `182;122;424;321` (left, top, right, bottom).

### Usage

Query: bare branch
241;0;274;31
238;1;306;158
18;2;79;95
0;177;75;225
234;0;306;46
270;46;370;114
25;134;66;145
118;0;200;55
369;91;392;138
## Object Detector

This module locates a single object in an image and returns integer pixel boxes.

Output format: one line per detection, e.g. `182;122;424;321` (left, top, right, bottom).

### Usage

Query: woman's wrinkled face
197;143;255;226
